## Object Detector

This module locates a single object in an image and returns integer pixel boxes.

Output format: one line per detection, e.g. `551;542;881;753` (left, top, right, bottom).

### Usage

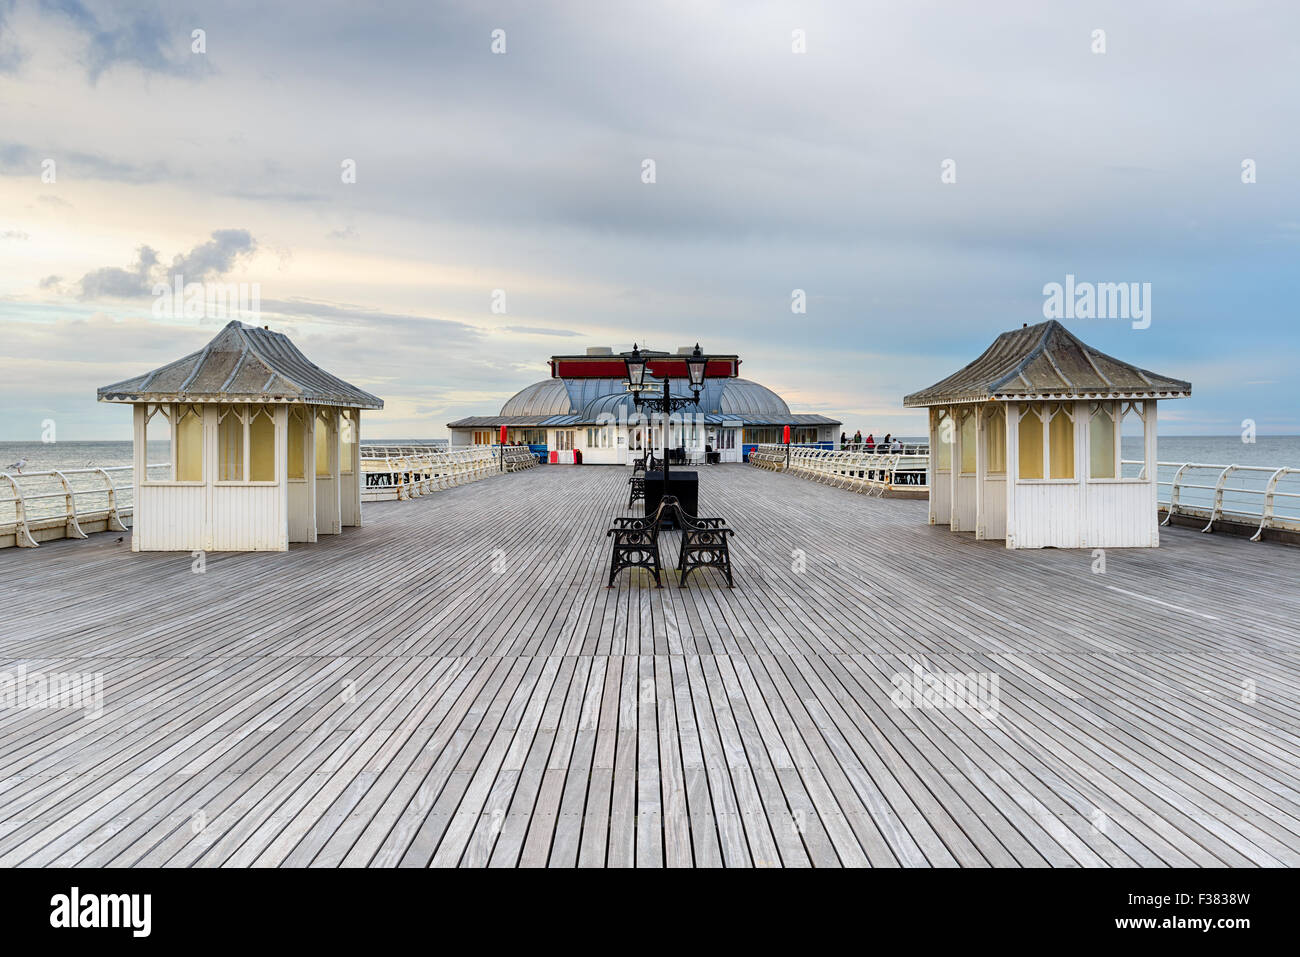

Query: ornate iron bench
676;507;735;588
628;473;646;508
607;496;735;589
607;499;671;588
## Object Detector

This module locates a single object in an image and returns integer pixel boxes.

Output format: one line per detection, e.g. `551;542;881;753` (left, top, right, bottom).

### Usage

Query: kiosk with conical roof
98;321;384;551
903;321;1190;548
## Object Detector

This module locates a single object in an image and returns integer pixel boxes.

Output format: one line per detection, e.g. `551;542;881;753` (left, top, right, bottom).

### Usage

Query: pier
1;464;1297;866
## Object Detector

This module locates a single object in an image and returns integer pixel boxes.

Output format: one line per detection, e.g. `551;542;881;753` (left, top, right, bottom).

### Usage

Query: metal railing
1128;460;1300;541
838;441;930;455
749;444;929;495
0;464;169;548
360;445;537;501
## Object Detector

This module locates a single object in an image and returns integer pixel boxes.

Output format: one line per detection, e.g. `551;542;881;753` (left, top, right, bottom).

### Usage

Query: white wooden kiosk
903;320;1190;548
98;321;384;551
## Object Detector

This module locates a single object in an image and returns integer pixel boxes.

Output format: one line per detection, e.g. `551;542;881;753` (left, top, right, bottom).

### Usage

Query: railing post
1;472;38;547
1203;464;1237;533
51;470;88;540
1252;467;1288;542
1162;462;1192;526
96;467;129;532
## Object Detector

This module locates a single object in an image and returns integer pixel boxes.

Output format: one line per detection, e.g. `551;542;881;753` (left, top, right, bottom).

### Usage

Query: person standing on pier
864;433;874;451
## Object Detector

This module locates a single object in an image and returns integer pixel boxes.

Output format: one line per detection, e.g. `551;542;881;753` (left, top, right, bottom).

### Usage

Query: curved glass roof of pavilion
448;375;838;429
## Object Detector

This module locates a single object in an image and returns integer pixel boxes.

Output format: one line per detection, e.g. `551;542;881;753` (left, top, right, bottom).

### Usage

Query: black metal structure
623;343;709;489
606;498;670;588
606;496;735;589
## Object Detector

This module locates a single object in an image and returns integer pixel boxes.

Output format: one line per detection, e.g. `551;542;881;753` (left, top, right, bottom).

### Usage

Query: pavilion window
144;404;173;480
315;410;333;477
959;409;977;474
985;405;1006;475
339;409;355;475
217;406;245;481
1048;404;1075;479
1121;401;1148;479
249;405;277;481
933;409;952;471
1017;404;1044;480
287;407;307;480
175;404;204;482
1089;402;1117;479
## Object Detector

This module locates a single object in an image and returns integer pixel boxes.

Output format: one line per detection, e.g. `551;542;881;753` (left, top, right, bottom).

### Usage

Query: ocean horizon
4;435;1300;473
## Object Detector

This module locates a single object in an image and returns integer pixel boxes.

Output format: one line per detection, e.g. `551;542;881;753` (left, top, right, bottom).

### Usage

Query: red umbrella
783;424;790;444
499;425;508;444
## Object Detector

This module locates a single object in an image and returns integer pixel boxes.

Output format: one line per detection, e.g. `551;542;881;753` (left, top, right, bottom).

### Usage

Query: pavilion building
903;320;1190;548
447;346;840;463
98;320;383;552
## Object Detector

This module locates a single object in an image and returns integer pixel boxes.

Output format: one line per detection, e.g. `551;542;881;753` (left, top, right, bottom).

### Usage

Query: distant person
883;433;892;448
840;432;848;448
853;429;863;445
865;434;875;451
890;436;902;452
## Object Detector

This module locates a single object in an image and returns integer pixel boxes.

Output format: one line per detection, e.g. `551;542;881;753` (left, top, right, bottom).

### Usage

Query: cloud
1;228;28;239
38;274;63;290
77;244;157;298
38;0;204;82
169;228;255;281
500;326;581;337
71;229;256;298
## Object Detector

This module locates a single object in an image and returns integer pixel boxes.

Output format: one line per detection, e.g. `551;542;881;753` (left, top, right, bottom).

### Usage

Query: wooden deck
1;464;1298;867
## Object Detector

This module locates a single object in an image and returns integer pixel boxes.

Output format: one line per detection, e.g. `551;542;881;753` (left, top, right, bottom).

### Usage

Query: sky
1;0;1297;440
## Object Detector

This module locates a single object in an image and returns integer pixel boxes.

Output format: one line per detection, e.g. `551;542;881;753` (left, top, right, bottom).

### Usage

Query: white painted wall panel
931;471;952;525
982;476;1007;539
135;485;206;551
211;485;285;551
955;474;977;530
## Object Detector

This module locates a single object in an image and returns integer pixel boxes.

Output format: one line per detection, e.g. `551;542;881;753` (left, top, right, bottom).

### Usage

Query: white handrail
749;444;929;495
1126;460;1300;541
360;445;537;501
0;463;167;548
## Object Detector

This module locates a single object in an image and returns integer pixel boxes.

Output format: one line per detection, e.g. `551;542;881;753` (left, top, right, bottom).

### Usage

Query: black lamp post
624;343;708;487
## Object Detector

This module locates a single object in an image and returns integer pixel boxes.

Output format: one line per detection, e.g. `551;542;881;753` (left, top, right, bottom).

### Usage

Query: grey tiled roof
449;375;840;429
903;320;1191;407
98;321;383;409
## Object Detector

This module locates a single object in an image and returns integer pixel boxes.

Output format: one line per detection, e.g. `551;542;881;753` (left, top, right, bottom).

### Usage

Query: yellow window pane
986;408;1006;474
218;407;244;481
1018;408;1043;480
250;408;276;481
315;412;332;476
176;407;204;482
339;410;355;475
1090;405;1116;479
934;412;952;470
960;411;977;474
1049;407;1075;479
287;410;306;480
145;406;172;478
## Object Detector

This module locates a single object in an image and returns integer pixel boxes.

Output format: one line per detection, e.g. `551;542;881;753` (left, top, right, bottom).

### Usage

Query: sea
3;436;1299;524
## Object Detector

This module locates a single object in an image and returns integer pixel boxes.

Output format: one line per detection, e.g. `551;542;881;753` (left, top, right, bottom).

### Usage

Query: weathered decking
1;464;1298;867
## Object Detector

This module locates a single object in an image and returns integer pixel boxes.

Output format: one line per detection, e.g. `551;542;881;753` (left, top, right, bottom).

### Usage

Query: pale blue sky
1;0;1297;439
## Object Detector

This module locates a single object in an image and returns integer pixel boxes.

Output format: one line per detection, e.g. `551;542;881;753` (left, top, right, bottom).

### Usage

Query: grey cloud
0;0;22;74
0;141;173;184
1;229;28;239
38;274;62;289
73;229;255;298
77;244;158;298
169;228;255;281
500;326;581;337
38;0;206;82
